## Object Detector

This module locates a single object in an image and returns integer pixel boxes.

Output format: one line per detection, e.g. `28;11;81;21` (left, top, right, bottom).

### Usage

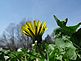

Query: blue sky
0;0;81;38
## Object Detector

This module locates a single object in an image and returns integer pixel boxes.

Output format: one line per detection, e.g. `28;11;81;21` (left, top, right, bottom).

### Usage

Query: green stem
25;56;27;61
73;42;81;50
46;50;49;61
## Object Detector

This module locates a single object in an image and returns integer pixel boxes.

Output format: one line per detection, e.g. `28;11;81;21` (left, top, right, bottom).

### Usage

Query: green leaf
54;15;81;35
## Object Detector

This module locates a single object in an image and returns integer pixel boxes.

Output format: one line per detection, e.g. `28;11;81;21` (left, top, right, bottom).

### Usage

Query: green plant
0;16;80;61
53;15;81;61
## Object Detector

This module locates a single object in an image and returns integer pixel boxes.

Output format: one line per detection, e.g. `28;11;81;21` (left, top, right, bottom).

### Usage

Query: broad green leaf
54;15;81;35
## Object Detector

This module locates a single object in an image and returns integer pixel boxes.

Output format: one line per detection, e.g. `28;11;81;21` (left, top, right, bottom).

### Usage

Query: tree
0;20;33;50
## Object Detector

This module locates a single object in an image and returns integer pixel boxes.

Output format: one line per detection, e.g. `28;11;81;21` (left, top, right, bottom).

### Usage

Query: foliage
53;15;81;35
0;16;81;61
53;15;81;61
